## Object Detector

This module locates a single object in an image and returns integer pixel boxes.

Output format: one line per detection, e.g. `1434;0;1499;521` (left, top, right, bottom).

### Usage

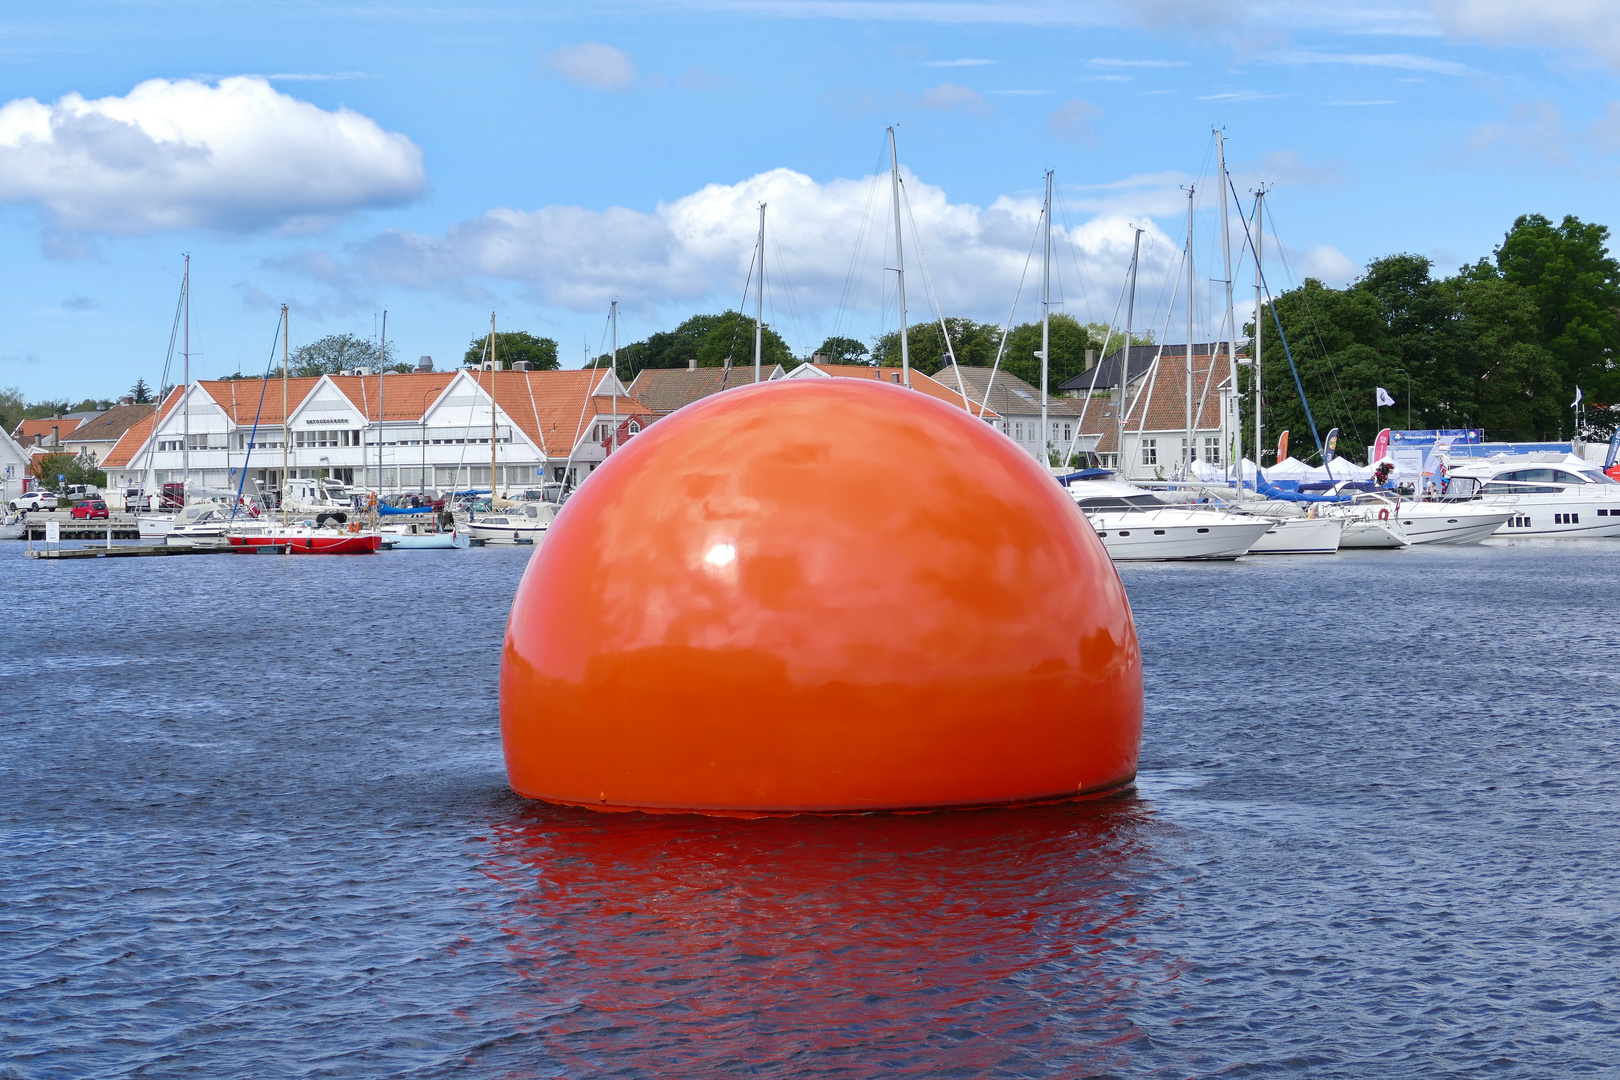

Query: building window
1062;423;1072;443
1141;439;1157;466
1013;421;1023;441
1203;437;1221;465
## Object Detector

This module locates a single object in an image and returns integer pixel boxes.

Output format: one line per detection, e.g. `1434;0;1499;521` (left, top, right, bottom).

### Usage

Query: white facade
109;370;643;500
0;428;29;504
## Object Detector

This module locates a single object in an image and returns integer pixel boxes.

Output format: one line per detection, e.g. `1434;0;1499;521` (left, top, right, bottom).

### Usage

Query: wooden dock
27;543;290;560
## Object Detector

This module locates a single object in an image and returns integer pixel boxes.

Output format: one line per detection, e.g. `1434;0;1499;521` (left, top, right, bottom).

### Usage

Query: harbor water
2;541;1616;1077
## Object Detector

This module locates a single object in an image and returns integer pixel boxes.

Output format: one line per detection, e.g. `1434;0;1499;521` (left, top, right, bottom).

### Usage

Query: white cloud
1048;99;1101;142
0;77;425;234
1264;50;1473;76
1089;57;1191;67
1431;0;1620;66
1289;244;1360;286
540;42;637;90
344;167;1186;329
914;82;991;115
925;57;996;66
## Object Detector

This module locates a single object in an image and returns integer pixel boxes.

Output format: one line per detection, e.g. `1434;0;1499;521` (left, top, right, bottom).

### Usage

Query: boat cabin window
1073;494;1163;510
1580;470;1619;485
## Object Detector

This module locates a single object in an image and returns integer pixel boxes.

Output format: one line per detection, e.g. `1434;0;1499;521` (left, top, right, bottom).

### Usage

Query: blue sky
3;1;1619;399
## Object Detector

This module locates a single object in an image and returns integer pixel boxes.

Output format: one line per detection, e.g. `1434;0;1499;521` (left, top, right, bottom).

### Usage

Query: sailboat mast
1040;170;1052;469
378;309;387;496
281;304;289;526
1254;186;1265;472
1216;131;1240;507
888;126;911;389
610;300;619;455
754;203;765;383
182;253;190;497
1186;186;1195;480
490;312;499;500
1120;228;1142;479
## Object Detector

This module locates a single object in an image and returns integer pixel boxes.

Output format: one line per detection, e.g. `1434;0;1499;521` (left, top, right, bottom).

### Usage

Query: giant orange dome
500;376;1142;814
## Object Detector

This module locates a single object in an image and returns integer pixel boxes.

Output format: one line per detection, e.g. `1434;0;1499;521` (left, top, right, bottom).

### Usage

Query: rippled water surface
3;540;1617;1078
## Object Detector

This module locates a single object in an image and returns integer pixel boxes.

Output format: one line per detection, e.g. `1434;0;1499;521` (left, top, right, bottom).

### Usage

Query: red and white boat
227;523;382;554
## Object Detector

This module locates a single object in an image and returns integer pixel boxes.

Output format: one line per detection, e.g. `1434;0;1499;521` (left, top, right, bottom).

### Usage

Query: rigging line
560;307;615;488
975;202;1044;418
522;364;547;460
1254;201;1351;452
140;272;189;483
1226;175;1324;459
767;229;808;361
230;313;286;519
1128;243;1187;439
831;138;891;343
723;241;760;371
1191;305;1231;437
1062;245;1134;467
1264;198;1364;447
1051;189;1097;326
899;182;972;408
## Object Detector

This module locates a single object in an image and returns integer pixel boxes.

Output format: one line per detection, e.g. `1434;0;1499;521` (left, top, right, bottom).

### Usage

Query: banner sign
1372;428;1391;463
1389;429;1481;446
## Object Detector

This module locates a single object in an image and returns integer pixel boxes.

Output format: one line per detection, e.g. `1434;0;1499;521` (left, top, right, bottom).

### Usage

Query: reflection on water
476;796;1179;1077
5;542;1619;1077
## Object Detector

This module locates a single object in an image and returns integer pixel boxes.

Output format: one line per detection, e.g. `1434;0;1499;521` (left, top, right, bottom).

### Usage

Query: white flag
1573;386;1583;408
1375;387;1395;407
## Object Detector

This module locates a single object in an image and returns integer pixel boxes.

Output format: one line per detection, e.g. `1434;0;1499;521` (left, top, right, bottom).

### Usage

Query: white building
103;367;654;500
1060;344;1238;482
0;426;29;505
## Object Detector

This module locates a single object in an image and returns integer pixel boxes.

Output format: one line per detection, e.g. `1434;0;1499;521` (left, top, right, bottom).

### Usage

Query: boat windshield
1074;495;1164;510
1579;470;1619;485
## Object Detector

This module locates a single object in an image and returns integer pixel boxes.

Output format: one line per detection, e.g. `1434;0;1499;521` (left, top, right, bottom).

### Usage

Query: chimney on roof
1084;349;1096;371
688;357;697;370
891;372;901;384
417;355;434;372
511;360;531;372
119;395;134;406
50;425;60;446
811;353;828;364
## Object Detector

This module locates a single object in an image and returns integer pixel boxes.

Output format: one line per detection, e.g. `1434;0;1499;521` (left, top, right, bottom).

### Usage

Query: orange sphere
500;377;1142;814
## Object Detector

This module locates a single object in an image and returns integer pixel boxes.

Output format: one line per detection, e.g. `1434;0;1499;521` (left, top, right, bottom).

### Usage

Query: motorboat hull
384;528;469;550
467;522;547;544
1083;511;1273;561
1483;498;1620;538
1395;508;1514;546
1339;519;1409;548
228;531;382;554
1245;516;1344;554
136;514;175;538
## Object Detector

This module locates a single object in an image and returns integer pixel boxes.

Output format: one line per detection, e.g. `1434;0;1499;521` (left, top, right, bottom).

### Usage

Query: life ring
1378;508;1390;521
349;521;361;533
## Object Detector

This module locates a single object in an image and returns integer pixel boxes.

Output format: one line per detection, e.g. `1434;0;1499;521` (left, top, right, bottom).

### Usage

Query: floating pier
27;543;290;560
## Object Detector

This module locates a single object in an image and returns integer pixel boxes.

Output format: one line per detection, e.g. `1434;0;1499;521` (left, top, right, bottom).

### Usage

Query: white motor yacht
1067;479;1274;561
1243;515;1344;554
1445;459;1620;538
1335;509;1410;549
1347;492;1512;545
467;502;556;545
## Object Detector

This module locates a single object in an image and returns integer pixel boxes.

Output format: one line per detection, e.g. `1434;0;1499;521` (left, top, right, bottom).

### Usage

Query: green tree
0;386;24;434
29;452;106;492
1493;213;1620;439
604;312;792;382
290;333;397;377
130;378;153;404
870;318;1002;374
465;330;561;370
813;336;870;364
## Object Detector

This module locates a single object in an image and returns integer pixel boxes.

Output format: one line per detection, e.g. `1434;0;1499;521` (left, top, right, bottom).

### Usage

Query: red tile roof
791;364;1002;418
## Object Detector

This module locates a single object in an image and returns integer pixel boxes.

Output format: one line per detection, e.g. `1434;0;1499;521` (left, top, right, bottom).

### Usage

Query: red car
71;498;109;520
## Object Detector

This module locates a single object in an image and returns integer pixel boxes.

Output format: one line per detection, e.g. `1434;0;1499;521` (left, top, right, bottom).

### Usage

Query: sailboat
223;304;382;554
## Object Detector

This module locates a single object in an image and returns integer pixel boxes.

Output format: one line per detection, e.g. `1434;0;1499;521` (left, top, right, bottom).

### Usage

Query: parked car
71;498;109;520
9;491;58;512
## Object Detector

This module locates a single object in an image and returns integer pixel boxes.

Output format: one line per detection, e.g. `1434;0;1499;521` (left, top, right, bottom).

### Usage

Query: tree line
1253;213;1619;464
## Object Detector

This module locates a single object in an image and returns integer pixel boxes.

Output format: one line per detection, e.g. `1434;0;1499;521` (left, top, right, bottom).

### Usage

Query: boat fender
1378;508;1389;521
